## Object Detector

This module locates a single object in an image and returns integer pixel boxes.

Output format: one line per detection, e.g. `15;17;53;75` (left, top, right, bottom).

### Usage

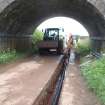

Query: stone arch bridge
0;0;105;53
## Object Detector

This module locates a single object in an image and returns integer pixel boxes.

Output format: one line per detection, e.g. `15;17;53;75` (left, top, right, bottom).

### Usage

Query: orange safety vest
67;36;73;49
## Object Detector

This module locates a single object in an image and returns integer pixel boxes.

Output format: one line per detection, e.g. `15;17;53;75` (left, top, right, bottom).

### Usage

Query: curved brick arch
0;0;105;15
0;0;105;52
0;0;104;34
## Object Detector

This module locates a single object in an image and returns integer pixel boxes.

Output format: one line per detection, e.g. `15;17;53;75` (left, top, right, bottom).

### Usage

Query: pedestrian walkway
58;50;101;105
59;64;100;105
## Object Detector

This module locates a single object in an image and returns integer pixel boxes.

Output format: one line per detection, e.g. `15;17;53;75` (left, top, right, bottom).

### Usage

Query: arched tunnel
0;0;105;53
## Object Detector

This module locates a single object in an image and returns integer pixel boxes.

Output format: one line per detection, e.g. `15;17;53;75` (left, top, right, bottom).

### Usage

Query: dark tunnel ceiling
0;0;105;37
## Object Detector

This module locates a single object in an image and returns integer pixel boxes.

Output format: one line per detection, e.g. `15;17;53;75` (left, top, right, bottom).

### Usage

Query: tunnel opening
32;17;91;56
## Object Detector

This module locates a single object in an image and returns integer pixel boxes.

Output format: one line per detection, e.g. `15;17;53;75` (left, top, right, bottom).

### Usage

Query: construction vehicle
38;28;65;54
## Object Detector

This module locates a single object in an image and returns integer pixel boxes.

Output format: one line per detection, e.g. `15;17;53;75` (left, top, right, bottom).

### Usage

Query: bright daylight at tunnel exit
0;0;105;105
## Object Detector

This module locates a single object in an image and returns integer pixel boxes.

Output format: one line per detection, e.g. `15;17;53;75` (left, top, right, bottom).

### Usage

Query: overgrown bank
75;37;91;63
32;29;43;53
0;49;27;64
76;38;90;57
0;29;43;64
81;57;105;105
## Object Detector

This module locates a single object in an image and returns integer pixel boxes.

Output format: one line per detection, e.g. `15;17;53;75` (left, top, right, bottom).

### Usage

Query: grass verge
81;57;105;105
0;49;27;64
76;38;91;57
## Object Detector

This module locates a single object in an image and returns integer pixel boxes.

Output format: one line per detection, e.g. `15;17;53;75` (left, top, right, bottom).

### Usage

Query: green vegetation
81;57;105;105
76;37;91;56
102;45;105;53
0;29;44;64
0;49;26;64
32;29;44;53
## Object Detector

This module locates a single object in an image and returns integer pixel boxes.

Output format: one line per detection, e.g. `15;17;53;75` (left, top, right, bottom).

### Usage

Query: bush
76;38;91;56
32;29;44;52
0;49;16;63
0;49;26;64
81;57;105;105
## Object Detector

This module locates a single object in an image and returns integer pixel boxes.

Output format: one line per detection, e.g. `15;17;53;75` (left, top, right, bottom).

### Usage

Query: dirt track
0;55;61;105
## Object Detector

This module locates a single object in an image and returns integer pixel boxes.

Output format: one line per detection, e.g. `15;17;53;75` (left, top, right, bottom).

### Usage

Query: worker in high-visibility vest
64;33;73;59
66;33;73;55
64;33;73;52
67;34;73;50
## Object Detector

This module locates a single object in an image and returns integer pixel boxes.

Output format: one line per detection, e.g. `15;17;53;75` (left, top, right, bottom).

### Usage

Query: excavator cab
43;28;59;41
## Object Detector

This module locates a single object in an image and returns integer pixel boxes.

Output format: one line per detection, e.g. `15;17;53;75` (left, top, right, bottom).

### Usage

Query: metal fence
102;41;105;49
90;36;105;57
0;33;32;51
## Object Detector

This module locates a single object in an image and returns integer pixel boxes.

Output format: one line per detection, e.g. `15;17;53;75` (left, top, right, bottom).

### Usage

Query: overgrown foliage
0;49;25;64
0;29;43;64
76;38;91;56
81;57;105;105
32;29;44;52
